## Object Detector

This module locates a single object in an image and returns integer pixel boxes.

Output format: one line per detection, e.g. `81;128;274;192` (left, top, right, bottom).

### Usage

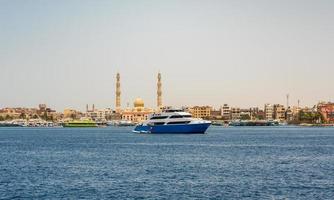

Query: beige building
0;108;21;118
286;107;293;121
273;104;286;121
230;107;241;120
96;108;113;120
189;106;211;118
85;105;114;121
64;109;82;119
121;98;154;123
291;106;301;118
0;105;56;120
240;109;251;120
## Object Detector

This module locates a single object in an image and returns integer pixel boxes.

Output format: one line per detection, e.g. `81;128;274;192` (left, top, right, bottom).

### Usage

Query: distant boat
117;120;136;126
229;120;279;126
0;121;22;127
106;120;136;126
133;109;211;134
63;120;97;128
211;121;224;126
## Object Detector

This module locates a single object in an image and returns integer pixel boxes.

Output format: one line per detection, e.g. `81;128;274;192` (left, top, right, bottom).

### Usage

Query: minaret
116;73;121;113
298;99;300;108
157;72;162;109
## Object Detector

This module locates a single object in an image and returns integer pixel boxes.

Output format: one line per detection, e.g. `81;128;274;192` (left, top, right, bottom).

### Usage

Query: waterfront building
250;107;259;120
0;108;21;119
85;104;95;118
39;104;47;111
317;102;334;123
162;106;174;111
108;112;122;120
96;108;113;120
64;109;82;119
301;106;316;113
291;106;301;120
240;109;251;120
0;104;56;120
210;109;222;120
85;105;114;121
121;98;154;122
86;111;97;120
221;104;231;120
285;107;293;121
189;106;211;119
182;106;193;114
256;109;266;120
298;106;321;124
264;104;274;120
230;107;241;120
273;104;286;121
37;104;56;116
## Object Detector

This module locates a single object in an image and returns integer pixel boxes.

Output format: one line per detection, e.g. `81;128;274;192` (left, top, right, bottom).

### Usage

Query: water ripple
0;127;333;199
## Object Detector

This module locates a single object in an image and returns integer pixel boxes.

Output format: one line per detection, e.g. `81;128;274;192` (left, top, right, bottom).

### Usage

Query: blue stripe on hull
133;123;211;134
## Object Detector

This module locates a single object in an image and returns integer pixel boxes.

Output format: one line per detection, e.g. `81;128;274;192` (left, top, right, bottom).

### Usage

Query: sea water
0;126;333;199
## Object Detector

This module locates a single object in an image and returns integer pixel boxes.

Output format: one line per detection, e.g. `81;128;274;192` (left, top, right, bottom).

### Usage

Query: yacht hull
133;123;211;134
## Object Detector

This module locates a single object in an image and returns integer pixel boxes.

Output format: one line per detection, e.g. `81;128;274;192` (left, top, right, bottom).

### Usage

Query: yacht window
167;121;190;124
169;115;183;118
154;122;165;125
150;116;168;120
165;109;183;113
182;115;192;118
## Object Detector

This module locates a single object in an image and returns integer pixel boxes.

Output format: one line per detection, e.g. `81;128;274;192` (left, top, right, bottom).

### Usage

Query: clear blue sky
1;0;333;111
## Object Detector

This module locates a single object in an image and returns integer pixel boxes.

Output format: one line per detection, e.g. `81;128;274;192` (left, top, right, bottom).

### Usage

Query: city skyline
1;0;333;111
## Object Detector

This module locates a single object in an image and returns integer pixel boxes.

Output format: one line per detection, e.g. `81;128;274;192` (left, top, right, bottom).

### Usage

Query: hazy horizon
1;0;333;111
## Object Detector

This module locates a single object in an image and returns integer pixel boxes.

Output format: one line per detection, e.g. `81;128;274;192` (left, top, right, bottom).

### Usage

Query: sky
0;0;333;111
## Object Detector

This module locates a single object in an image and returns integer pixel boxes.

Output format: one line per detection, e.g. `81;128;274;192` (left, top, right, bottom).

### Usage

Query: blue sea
0;126;333;199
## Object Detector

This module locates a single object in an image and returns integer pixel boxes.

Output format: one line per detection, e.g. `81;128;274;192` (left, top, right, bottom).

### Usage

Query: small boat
229;120;279;126
0;121;22;127
117;120;136;126
106;120;136;126
133;109;211;134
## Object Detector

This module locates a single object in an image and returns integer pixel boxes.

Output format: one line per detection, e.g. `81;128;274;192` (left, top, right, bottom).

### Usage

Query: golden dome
134;98;144;108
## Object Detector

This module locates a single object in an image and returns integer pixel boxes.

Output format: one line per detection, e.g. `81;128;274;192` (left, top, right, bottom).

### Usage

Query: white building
264;104;274;120
221;104;231;120
86;108;113;120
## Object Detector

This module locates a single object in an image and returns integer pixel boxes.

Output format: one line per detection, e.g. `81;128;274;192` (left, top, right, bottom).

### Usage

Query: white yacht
133;109;211;134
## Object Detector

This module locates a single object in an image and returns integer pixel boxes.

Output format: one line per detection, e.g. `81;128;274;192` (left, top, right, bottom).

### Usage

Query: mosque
121;98;154;122
115;72;163;123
